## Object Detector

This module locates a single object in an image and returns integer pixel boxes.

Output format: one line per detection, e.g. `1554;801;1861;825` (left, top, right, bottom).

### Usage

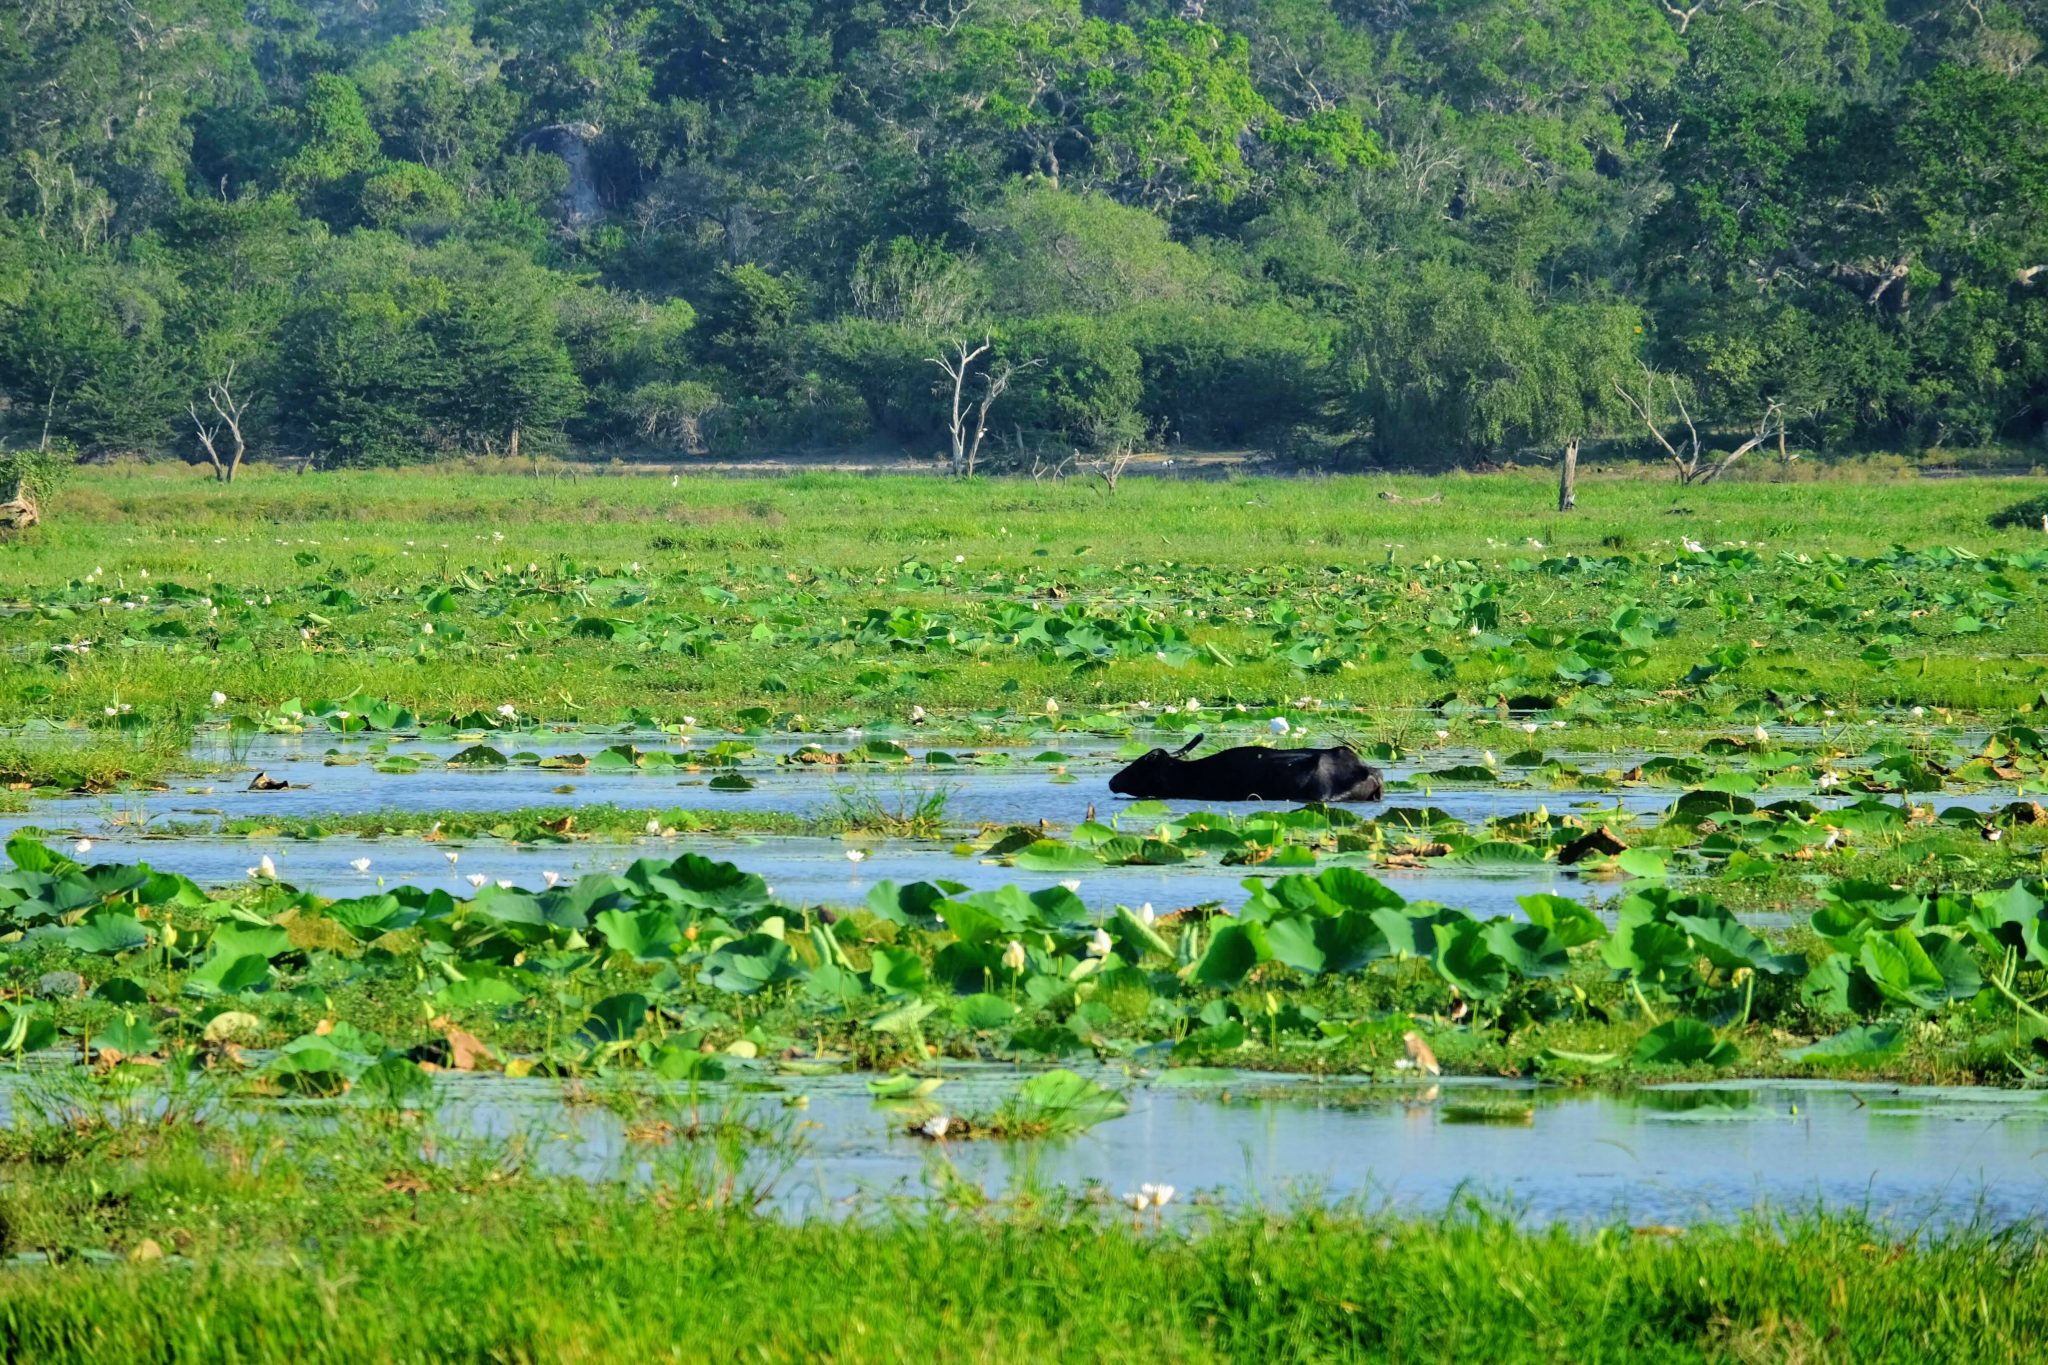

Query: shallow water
391;1071;2048;1225
0;826;1605;919
0;728;1977;922
11;1065;2040;1227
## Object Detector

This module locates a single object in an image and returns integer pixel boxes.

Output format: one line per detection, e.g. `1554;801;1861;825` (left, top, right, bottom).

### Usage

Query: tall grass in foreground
0;1102;2042;1362
2;1196;2042;1361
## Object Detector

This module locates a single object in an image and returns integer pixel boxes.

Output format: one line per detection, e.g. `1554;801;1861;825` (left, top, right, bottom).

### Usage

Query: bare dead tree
1083;446;1138;493
928;340;1038;477
1614;367;1786;485
188;362;251;483
930;339;988;476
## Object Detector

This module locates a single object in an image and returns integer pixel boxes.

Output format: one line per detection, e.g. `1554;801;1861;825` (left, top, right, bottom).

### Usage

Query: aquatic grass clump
0;736;197;792
827;782;954;838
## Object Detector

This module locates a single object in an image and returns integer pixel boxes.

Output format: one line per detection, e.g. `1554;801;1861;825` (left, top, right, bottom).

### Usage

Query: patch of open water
6;1065;2041;1227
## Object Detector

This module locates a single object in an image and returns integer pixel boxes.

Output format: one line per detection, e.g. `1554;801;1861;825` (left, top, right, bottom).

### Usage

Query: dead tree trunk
1557;437;1579;511
1614;369;1787;485
0;491;36;533
190;363;251;483
929;341;1036;477
928;339;990;476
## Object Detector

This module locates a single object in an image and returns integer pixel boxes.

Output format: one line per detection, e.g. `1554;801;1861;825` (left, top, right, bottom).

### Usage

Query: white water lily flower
1002;940;1028;972
444;851;459;867
1045;698;1060;715
496;703;517;718
1911;706;1926;718
74;839;93;855
920;1114;952;1139
1682;537;1705;554
420;622;434;635
1817;772;1842;791
251;855;277;880
1086;928;1113;957
1151;1184;1175;1208
909;705;926;723
350;857;372;874
681;715;698;727
542;871;561;888
1270;717;1290;736
846;849;866;863
1185;698;1202;713
1522;722;1537;734
1138;903;1155;925
954;554;965;563
465;873;488;889
1468;624;1480;637
645;818;661;835
1482;750;1497;767
1753;724;1769;744
210;691;227;707
1122;1191;1150;1211
1061;879;1082;893
1436;730;1449;741
104;706;117;717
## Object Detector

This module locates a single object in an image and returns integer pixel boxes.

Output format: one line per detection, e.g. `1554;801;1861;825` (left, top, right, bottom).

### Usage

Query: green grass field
5;464;2047;740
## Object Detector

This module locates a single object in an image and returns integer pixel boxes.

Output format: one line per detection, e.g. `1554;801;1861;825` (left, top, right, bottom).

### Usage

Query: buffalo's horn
1171;733;1205;758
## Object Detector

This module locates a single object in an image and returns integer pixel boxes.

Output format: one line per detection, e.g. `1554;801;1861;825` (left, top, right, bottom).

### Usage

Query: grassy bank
4;465;2047;736
0;1103;2040;1363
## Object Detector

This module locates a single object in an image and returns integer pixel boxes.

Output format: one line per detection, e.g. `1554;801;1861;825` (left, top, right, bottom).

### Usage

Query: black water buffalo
1108;734;1384;803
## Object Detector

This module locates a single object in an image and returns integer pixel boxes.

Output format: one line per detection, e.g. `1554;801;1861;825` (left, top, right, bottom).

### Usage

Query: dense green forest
0;0;2044;471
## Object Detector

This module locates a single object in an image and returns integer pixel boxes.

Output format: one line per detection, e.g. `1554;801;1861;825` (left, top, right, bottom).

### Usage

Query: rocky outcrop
521;122;602;226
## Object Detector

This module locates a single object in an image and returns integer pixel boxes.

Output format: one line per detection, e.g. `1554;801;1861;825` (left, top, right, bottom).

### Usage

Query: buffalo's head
1107;733;1203;796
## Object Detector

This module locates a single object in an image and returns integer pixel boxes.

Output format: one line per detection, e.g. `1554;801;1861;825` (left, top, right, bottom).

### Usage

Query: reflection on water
9;1066;2041;1228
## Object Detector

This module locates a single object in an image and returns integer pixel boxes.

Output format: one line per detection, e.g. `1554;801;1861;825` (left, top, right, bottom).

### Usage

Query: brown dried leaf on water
246;772;290;792
542;813;576;834
1402;1030;1441;1077
1557;827;1628;865
427;1016;498;1071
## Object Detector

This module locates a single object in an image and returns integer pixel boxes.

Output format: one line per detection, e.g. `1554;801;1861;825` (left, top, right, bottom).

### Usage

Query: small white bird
1269;716;1290;736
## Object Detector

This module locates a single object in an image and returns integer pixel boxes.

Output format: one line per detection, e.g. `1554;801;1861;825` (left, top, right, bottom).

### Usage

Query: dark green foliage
0;0;2043;463
1990;494;2048;530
